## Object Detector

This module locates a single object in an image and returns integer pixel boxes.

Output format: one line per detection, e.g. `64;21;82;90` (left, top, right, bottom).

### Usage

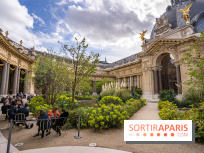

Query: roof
150;0;204;39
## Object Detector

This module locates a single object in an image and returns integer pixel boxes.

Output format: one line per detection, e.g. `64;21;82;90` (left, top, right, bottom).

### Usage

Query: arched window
198;15;204;31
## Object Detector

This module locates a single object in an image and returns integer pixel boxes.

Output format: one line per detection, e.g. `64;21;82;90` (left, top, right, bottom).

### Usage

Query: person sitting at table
48;107;60;123
33;109;50;138
1;101;10;120
52;108;69;136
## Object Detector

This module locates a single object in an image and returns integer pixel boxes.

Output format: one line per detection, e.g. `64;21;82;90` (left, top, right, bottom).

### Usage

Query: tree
33;51;67;105
181;31;204;98
76;79;93;95
95;78;109;94
61;37;99;102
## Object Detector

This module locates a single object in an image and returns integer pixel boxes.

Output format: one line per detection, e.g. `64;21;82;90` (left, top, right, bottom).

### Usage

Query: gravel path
1;102;204;153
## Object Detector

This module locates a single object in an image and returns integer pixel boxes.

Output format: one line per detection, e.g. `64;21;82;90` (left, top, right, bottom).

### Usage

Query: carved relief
0;47;7;57
11;55;18;64
143;62;148;72
155;15;172;37
21;60;28;69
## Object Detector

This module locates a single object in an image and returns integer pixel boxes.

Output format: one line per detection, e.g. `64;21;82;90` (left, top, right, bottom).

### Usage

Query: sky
0;0;171;63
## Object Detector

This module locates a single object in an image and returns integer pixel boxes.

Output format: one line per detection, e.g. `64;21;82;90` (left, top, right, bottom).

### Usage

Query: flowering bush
29;96;52;115
158;100;182;120
64;98;147;132
100;96;123;105
187;102;204;141
54;95;79;110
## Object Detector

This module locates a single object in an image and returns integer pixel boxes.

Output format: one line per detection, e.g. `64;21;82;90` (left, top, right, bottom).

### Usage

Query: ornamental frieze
0;47;7;57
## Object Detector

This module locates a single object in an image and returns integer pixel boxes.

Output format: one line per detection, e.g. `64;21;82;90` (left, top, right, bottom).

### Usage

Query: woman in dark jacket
52;108;69;136
33;109;50;138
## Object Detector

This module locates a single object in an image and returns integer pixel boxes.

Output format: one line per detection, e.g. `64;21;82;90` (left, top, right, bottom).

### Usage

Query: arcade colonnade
0;62;29;96
117;75;143;90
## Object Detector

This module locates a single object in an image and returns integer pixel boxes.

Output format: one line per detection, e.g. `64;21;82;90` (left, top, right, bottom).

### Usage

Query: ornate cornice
0;32;34;63
141;36;198;57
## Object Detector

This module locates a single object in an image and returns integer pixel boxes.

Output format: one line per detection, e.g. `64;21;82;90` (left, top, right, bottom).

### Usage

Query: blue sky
0;0;170;62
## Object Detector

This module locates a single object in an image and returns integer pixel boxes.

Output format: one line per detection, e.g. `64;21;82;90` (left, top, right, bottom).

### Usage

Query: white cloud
0;0;41;47
0;0;67;51
63;0;170;62
32;13;45;25
56;0;67;5
61;0;170;62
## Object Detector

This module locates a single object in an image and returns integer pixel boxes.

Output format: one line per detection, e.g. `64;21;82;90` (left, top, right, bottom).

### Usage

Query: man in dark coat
17;103;33;129
52;108;69;136
8;101;18;120
1;101;10;120
33;109;50;138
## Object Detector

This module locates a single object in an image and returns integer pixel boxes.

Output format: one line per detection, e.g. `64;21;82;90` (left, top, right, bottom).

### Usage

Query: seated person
17;97;23;106
1;101;10;120
1;97;5;103
33;109;50;138
17;103;33;129
48;107;60;123
8;101;18;121
52;108;69;136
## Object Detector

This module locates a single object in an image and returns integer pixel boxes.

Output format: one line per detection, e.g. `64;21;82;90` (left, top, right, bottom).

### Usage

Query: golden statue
140;30;147;44
178;3;193;24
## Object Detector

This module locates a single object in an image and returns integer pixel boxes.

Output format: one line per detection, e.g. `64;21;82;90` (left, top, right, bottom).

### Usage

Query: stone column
158;69;162;91
12;67;18;95
130;76;133;90
137;75;140;88
92;81;97;96
0;63;8;95
24;71;28;94
16;67;21;93
124;77;127;88
140;75;142;90
4;63;10;95
154;70;159;94
176;65;182;94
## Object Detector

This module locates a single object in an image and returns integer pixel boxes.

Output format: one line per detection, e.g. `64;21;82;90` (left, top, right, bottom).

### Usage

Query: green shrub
130;91;141;100
122;98;147;117
100;96;123;105
54;95;79;110
158;100;183;120
101;89;115;97
75;95;97;100
181;89;204;108
63;97;147;132
134;88;142;95
114;89;131;102
186;102;204;141
159;89;177;102
29;96;52;115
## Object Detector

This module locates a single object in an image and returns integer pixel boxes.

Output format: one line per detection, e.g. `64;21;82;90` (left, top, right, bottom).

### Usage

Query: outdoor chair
14;113;26;130
56;117;68;134
0;105;10;120
39;119;51;137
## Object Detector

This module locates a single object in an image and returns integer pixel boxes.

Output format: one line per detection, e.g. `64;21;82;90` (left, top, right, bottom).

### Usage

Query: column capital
152;66;161;71
174;61;181;66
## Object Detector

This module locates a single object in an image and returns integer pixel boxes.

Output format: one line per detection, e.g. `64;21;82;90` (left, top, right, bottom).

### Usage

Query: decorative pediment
155;15;172;37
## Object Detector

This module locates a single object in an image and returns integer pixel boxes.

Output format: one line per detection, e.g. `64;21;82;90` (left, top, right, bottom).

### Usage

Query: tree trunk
72;87;75;103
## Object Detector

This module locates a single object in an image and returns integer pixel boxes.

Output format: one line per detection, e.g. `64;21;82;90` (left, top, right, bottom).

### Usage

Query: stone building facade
93;0;204;101
0;0;203;101
0;30;35;98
